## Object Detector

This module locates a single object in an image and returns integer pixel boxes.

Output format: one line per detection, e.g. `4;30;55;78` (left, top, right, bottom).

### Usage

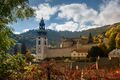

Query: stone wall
46;48;72;58
60;41;73;48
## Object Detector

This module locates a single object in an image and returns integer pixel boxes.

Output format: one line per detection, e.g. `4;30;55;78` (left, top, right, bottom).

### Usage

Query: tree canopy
87;32;93;43
0;0;34;51
87;46;107;58
0;0;33;23
94;22;120;54
105;23;120;51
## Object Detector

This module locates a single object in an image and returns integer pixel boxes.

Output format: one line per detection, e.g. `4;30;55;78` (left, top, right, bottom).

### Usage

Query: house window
39;41;41;45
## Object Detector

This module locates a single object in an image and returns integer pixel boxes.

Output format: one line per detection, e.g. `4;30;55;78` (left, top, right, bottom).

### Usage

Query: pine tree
88;33;93;43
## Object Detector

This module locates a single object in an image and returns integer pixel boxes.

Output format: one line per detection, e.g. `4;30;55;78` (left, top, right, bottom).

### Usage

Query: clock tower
36;18;48;60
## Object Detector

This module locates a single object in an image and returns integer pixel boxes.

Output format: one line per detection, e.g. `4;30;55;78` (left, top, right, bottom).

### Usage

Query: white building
36;18;94;60
71;49;88;58
36;18;48;60
109;49;120;58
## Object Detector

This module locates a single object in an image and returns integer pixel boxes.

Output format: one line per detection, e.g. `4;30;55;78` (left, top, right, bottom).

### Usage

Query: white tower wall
36;18;48;60
36;36;48;60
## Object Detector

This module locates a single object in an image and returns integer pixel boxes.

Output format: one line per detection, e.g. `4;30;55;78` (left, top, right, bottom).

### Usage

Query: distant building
71;48;88;58
36;18;48;60
109;49;120;58
60;37;88;48
36;18;96;60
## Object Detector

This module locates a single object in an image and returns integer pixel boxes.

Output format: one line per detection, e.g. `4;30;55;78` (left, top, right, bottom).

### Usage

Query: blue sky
12;0;120;34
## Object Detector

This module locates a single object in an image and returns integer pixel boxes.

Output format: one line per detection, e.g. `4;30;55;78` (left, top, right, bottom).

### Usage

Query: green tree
105;23;120;50
98;42;107;54
87;32;93;43
87;46;107;58
108;32;117;52
25;50;34;63
50;40;57;48
0;24;15;51
115;33;120;49
0;0;34;51
0;51;26;79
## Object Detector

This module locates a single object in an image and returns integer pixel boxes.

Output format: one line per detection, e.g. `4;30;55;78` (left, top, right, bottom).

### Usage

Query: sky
12;0;120;34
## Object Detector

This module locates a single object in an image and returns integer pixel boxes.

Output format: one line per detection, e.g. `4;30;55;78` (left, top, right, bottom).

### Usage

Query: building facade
36;18;95;60
109;49;120;58
36;18;48;60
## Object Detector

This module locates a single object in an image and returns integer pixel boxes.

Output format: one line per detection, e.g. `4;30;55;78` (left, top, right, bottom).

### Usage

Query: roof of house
109;49;120;55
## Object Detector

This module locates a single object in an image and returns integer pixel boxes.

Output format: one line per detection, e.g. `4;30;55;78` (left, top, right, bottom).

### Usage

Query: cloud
47;3;98;31
58;3;98;24
95;0;120;26
47;21;79;32
22;29;30;33
33;0;120;31
57;0;120;31
33;3;58;20
14;29;30;34
14;32;21;34
47;21;100;31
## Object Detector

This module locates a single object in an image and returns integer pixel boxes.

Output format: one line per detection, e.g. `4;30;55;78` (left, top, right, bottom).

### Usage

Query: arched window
44;41;46;45
39;41;41;45
45;37;46;39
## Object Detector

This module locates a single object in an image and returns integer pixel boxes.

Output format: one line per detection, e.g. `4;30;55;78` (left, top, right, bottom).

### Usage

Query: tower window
44;41;46;45
45;37;47;39
39;41;41;45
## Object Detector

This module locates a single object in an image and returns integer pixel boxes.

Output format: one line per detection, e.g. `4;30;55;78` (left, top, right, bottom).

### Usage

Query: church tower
36;18;48;60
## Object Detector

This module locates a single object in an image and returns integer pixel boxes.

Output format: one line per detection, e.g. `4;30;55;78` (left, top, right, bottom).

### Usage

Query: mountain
14;25;110;50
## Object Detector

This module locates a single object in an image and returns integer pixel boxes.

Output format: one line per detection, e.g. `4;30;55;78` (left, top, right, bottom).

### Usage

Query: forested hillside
94;22;120;54
105;22;120;51
14;25;109;49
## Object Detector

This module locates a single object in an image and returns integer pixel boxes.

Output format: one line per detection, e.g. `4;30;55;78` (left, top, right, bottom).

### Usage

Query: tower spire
36;18;48;60
38;18;47;36
39;17;45;30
